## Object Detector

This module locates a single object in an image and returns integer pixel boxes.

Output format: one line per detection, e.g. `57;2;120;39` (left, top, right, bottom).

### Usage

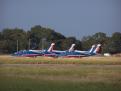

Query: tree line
0;25;121;54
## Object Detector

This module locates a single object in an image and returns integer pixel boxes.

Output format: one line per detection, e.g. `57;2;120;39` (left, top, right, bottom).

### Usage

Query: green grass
0;55;121;91
0;55;121;65
0;64;121;91
0;76;121;91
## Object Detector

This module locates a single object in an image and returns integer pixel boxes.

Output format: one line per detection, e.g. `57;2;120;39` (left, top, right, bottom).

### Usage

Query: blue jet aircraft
43;43;75;57
60;44;101;58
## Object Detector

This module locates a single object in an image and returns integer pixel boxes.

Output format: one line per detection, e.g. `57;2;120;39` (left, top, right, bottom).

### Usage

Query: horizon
0;25;118;40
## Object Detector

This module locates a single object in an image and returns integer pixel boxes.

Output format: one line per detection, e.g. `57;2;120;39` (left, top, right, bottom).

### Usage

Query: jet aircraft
60;44;101;58
43;43;75;57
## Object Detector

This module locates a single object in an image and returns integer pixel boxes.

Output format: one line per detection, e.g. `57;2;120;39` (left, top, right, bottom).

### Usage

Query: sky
0;0;121;39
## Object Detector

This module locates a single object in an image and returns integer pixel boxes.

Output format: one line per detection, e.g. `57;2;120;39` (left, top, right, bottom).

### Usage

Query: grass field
0;55;121;91
0;55;121;64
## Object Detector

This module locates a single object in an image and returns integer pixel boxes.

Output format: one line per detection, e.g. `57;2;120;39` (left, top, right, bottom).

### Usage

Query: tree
81;32;108;52
2;25;120;54
112;32;121;41
108;32;121;53
101;32;121;53
60;37;76;50
91;32;107;44
29;25;65;49
0;32;2;40
81;36;94;50
1;28;27;53
74;40;82;50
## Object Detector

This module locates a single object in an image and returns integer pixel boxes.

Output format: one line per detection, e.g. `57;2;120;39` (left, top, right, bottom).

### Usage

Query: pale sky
0;0;121;39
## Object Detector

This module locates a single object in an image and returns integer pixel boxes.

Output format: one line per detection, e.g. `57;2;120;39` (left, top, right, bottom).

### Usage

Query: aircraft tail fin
89;45;96;53
48;43;55;52
93;44;101;54
68;44;75;52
